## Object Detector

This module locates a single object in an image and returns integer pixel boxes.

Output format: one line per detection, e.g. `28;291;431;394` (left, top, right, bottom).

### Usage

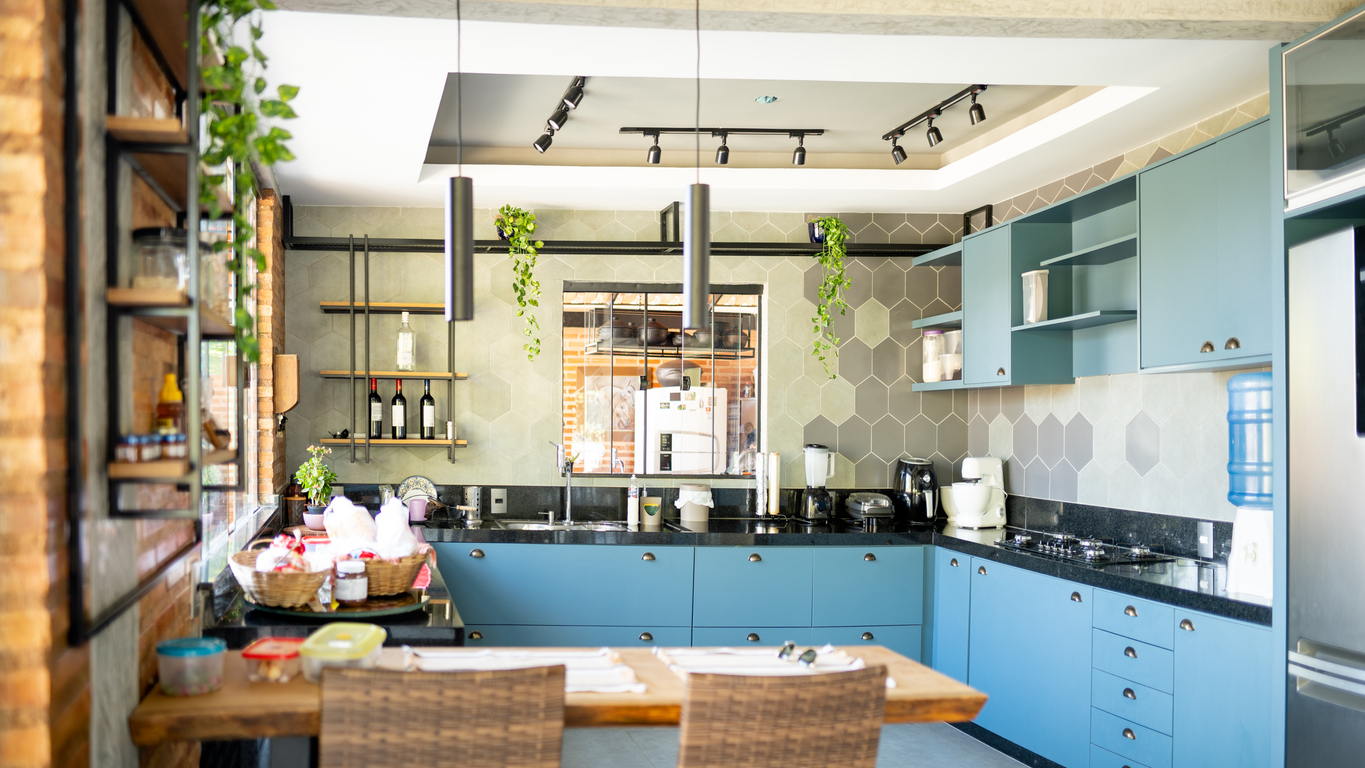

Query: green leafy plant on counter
809;216;852;379
199;0;299;363
496;205;545;361
295;445;337;507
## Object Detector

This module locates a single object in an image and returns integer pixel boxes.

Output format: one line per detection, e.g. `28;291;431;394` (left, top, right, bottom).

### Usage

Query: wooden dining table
127;645;987;746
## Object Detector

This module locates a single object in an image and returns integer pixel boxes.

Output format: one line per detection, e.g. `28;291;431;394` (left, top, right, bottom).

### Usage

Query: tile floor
562;723;1026;768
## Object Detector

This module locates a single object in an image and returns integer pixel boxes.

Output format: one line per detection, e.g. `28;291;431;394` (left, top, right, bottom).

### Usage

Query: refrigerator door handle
1289;643;1365;712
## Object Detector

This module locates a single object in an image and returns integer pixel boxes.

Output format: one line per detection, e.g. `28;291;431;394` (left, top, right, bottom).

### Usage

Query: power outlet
491;488;507;516
1197;520;1215;560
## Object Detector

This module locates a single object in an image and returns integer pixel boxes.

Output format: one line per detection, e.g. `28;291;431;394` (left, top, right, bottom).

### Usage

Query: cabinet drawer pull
641;552;655;561
639;632;653;642
469;549;485;558
748;553;762;562
1180;618;1196;632
978;565;987;575
1123;687;1137;700
950;558;959;567
863;553;877;561
1124;605;1138;617
861;632;874;641
469;631;483;640
1225;336;1241;350
1124;647;1138;659
996;367;1006;376
746;633;760;642
1200;341;1215;353
1071;592;1083;603
1123;728;1136;740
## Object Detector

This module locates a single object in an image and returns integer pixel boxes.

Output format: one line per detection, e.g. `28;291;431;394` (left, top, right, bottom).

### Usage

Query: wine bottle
368;378;383;439
420;379;436;440
391;380;407;439
396;311;415;371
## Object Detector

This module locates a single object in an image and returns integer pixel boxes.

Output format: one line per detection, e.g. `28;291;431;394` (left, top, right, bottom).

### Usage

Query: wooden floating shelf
319;301;446;315
912;310;963;330
106;115;188;145
108;449;236;480
320;438;468;447
107;287;190;308
128;0;191;89
912;380;965;392
1039;233;1138;268
124;151;233;217
319;371;468;380
1012;310;1137;332
912;242;962;268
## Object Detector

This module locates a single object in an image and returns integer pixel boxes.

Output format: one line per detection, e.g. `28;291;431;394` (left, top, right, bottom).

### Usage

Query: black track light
562;77;586;110
792;134;806;166
647;135;661;164
891;138;907;165
548;107;569;131
1329;129;1347;160
533;128;554;154
926;117;943;147
968;93;986;125
715;135;729;165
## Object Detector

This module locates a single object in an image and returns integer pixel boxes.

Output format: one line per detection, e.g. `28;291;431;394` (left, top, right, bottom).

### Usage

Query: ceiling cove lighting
881;84;988;164
620;127;825;166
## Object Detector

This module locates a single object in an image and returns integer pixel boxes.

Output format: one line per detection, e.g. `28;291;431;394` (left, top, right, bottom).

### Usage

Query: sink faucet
550;442;577;525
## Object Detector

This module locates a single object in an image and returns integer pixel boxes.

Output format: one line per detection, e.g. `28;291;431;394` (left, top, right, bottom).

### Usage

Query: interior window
562;282;761;477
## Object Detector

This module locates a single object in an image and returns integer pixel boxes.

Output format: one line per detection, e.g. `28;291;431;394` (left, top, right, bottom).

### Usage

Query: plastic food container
242;637;305;684
156;637;226;696
298;623;387;684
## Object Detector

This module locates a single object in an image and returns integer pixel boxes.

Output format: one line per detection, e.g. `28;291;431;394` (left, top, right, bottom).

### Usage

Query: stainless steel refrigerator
1287;225;1365;766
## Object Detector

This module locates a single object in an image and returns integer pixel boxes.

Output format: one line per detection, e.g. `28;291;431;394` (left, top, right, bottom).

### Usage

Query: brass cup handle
469;631;483;639
997;367;1006;376
469;549;485;558
1225;337;1241;350
639;632;653;642
1180;618;1196;632
749;553;762;562
1201;341;1215;353
950;558;959;567
861;632;874;641
746;633;760;642
978;565;987;575
1123;728;1136;740
1123;688;1137;700
1124;647;1138;659
641;552;655;561
1125;605;1138;617
864;553;877;561
1071;592;1083;602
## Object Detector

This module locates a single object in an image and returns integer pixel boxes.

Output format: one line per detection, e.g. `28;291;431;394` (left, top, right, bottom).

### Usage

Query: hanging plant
199;0;299;363
496;205;544;361
809;216;852;379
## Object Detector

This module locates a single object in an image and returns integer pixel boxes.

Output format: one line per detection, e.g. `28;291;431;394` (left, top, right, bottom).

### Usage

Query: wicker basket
229;539;329;608
364;551;428;596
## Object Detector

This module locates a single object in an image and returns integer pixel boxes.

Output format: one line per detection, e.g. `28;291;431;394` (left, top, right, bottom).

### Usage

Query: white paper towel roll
767;452;781;514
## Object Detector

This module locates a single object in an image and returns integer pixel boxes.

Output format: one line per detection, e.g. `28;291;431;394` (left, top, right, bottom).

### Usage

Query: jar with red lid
242;637;304;683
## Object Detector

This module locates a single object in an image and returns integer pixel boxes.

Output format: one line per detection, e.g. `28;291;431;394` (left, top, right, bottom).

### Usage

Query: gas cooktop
994;527;1177;567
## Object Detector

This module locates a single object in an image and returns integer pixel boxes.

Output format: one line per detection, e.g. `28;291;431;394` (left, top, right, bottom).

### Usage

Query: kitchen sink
496;519;628;532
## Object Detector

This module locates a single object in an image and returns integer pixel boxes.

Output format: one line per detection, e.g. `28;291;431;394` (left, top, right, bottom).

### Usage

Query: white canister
1022;269;1049;324
676;483;713;523
922;330;946;382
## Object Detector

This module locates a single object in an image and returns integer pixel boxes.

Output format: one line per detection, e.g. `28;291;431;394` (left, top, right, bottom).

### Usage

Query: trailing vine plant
809;216;852;379
496;205;544;361
199;0;298;363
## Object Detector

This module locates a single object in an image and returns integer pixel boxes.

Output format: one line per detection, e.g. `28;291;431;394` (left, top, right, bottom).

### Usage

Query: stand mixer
799;444;836;520
951;457;1007;529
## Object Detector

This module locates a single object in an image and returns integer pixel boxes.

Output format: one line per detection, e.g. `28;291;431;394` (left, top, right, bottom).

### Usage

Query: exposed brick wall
256;189;287;493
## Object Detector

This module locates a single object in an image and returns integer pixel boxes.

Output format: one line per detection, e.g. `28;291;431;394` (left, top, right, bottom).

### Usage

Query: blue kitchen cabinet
431;543;694;627
963;226;1013;386
463;625;692;648
811;546;923;626
811;625;922;661
930;547;970;683
693;547;813;627
1171;610;1273;768
691;626;812;646
1213;121;1272;362
968;557;1092;768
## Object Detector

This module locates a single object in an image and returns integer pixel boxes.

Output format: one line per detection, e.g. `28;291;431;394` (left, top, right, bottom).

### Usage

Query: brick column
256;189;287;493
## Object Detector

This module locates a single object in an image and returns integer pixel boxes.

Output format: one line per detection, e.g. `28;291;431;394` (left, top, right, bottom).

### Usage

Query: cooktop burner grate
994;527;1176;566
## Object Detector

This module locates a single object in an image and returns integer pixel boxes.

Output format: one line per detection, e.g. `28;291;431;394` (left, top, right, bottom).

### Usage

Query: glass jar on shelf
922;330;946;382
130;228;189;292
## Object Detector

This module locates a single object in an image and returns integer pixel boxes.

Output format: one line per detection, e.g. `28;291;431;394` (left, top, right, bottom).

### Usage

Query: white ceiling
259;11;1280;212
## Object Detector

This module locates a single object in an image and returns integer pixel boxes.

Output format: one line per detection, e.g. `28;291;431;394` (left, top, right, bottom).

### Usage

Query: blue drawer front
433;543;695;626
694;548;813;627
1094;590;1174;650
1092;743;1155;768
1091;708;1172;768
691;626;812;647
811;625;922;662
463;625;693;647
1091;669;1173;735
812;546;923;626
1093;629;1174;693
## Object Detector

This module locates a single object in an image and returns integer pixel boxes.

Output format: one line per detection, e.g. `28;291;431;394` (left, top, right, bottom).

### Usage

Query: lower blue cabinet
691;627;811;646
812;546;923;626
693;548;813;627
463;625;692;648
1171;610;1273;768
811;625;921;661
1091;708;1172;768
1091;669;1173;735
1091;743;1155;768
930;547;970;683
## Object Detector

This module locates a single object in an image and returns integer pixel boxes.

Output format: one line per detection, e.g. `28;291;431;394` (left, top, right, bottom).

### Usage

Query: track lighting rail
620;127;825;138
881;84;988;142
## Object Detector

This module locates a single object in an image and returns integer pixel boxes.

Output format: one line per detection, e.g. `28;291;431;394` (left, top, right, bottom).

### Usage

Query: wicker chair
319;665;566;768
676;665;889;768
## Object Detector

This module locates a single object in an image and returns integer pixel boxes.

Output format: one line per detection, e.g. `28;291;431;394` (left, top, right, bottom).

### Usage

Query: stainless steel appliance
798;444;835;521
994;527;1176;567
892;457;938;526
1287;226;1365;764
844;492;893;520
1282;7;1365;211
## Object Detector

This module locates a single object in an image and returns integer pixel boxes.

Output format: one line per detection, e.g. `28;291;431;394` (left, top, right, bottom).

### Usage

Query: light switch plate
1197;520;1214;559
491;488;507;514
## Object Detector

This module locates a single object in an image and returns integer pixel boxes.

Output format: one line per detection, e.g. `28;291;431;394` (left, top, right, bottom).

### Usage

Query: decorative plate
397;475;438;502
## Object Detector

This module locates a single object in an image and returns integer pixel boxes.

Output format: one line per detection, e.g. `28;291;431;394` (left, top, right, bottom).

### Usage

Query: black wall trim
282;235;939;258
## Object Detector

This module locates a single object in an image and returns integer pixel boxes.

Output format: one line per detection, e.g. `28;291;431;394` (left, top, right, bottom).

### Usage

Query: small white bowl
951;482;992;517
940;486;960;521
302;512;326;530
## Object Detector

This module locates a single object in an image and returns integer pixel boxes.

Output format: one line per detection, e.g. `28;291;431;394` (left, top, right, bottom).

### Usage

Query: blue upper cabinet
963;226;1013;386
1140;120;1272;370
812;546;923;626
930;548;970;683
1171;610;1273;768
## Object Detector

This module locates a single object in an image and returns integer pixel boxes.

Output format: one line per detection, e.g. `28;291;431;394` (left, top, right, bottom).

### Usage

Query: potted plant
809;215;852;379
295;445;337;513
495;205;545;361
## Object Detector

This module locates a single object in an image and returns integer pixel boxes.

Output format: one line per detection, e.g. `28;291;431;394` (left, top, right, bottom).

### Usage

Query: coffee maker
799;444;836;520
893;457;939;526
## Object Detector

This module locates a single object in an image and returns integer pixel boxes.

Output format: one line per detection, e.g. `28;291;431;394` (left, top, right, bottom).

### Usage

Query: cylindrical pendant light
683;182;710;330
445;176;474;321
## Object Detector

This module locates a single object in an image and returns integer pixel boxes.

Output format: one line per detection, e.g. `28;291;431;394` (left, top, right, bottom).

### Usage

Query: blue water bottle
1227;372;1272;508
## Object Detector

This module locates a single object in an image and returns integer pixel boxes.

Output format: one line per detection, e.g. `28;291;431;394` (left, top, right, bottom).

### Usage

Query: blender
800;444;837;520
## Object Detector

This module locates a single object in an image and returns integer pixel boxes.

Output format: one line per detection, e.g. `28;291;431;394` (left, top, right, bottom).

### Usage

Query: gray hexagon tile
888;301;917;343
1013;416;1038;464
978;387;1001;422
1125;413;1161;476
922;391;953;424
1001;387;1025;423
838;415;873;461
968;416;989;456
1037;414;1065;468
870;416;904;462
905;415;936;457
843;262;873;308
1025;458;1050;498
854;379;889;423
988;414;1013;459
855;456;888;487
871;339;904;385
888;378;918;422
1064;415;1094;468
937;415;968;462
905;267;938;309
1051;460;1079;502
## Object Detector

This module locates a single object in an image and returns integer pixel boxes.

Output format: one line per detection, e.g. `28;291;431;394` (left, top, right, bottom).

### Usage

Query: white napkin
404;648;647;694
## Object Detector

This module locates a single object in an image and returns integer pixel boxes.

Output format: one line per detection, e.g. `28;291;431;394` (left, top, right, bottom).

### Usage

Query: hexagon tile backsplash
285;206;966;490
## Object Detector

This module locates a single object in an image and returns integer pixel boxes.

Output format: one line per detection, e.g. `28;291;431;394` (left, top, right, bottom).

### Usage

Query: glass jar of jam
334;560;368;606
